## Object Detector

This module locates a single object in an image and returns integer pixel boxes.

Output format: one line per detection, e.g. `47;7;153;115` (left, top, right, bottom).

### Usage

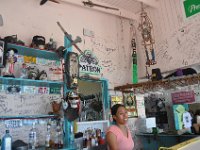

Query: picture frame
65;52;79;89
123;91;138;118
0;39;6;68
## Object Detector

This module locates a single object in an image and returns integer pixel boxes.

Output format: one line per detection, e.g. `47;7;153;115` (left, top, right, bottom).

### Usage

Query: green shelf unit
0;114;59;120
7;43;60;60
0;76;63;87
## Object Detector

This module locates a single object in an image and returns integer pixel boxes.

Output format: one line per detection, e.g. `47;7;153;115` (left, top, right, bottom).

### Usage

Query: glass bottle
28;122;37;150
28;133;35;150
54;120;63;149
45;123;51;148
1;130;12;150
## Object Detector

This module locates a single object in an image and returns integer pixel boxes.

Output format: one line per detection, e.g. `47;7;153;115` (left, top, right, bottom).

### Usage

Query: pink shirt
107;125;134;150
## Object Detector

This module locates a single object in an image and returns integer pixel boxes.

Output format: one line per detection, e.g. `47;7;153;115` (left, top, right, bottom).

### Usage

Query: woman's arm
106;131;118;150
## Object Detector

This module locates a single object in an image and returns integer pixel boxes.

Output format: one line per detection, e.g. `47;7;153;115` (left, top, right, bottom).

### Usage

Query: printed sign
79;50;102;77
171;91;195;104
183;0;200;18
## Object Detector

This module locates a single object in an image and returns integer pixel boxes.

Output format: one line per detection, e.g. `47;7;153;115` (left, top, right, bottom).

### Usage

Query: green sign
183;0;200;18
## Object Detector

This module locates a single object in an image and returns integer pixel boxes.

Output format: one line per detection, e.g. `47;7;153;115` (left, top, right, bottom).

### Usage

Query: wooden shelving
114;74;200;92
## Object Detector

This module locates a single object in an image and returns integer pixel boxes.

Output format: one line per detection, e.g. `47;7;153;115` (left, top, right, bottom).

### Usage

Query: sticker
23;86;37;94
24;56;36;64
49;87;61;94
38;87;49;94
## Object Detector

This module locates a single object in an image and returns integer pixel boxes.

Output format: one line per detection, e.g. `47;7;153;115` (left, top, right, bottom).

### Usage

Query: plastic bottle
1;130;12;150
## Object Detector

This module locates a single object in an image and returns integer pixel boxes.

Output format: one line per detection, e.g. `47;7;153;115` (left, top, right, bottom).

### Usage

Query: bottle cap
6;130;9;133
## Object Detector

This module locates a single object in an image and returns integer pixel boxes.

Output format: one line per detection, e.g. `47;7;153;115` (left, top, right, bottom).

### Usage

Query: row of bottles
82;128;105;149
0;119;64;150
28;119;64;149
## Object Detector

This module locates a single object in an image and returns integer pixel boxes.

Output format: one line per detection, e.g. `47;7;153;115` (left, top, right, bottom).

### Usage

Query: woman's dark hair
111;104;125;116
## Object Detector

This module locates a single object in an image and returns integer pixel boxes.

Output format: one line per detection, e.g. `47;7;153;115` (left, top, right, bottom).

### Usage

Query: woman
106;104;134;150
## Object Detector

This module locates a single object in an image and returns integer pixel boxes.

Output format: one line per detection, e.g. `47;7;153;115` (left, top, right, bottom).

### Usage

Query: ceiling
53;0;159;20
89;0;159;14
95;0;143;14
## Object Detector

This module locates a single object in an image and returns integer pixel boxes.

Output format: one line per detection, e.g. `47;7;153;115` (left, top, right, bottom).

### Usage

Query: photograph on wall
144;93;168;129
0;39;5;68
123;92;138;117
110;95;123;107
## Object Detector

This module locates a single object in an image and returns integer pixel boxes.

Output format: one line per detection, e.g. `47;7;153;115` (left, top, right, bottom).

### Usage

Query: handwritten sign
171;91;195;104
0;92;61;116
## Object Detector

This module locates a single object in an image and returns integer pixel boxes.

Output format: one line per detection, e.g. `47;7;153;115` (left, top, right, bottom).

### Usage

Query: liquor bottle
28;122;37;149
98;132;105;145
1;130;12;150
54;120;63;149
0;138;1;150
90;133;96;147
28;133;35;150
45;123;51;148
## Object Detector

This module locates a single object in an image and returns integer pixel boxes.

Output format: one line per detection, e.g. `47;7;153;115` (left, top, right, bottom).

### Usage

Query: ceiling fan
40;0;59;5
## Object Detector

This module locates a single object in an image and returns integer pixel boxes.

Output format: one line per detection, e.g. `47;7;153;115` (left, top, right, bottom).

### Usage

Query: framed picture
0;39;6;68
123;92;138;118
65;52;79;89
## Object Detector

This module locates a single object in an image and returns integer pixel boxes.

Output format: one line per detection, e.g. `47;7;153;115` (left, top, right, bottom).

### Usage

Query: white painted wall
137;0;200;78
1;0;200;87
0;0;133;89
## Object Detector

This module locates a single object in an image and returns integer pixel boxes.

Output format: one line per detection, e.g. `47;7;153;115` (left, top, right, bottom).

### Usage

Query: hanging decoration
138;3;156;66
130;23;138;84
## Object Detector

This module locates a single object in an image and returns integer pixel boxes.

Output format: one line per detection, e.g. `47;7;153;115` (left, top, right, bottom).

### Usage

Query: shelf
7;43;60;60
0;114;59;120
0;76;63;87
114;74;200;92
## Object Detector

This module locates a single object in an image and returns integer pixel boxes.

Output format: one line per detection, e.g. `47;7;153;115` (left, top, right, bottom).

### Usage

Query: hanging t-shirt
106;125;134;150
182;111;192;128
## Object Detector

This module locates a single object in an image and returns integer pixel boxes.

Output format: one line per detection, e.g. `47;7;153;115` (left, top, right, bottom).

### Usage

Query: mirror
78;79;103;121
